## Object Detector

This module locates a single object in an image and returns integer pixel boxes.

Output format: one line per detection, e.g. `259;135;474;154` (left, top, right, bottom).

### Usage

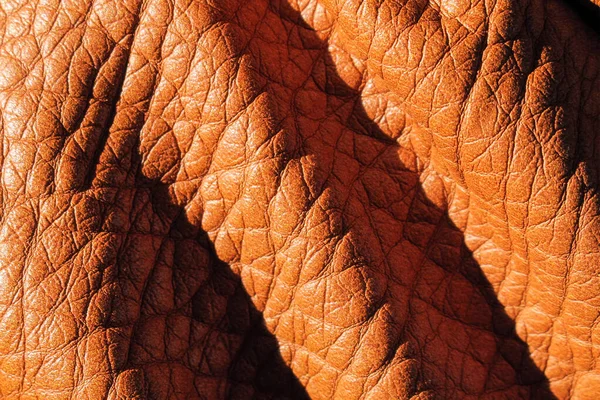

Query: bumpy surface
0;0;598;399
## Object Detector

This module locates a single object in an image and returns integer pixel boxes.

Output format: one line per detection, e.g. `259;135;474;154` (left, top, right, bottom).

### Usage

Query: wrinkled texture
0;0;598;398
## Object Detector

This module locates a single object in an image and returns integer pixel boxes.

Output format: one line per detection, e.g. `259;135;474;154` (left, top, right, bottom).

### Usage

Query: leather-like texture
0;0;598;398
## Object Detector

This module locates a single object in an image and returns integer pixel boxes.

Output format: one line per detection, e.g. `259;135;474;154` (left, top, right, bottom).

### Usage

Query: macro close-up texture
0;0;599;398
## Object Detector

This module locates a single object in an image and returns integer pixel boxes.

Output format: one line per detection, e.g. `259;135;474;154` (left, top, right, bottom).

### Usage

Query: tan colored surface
0;0;598;398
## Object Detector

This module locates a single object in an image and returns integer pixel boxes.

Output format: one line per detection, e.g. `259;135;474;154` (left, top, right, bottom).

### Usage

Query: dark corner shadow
129;1;555;399
561;0;600;35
